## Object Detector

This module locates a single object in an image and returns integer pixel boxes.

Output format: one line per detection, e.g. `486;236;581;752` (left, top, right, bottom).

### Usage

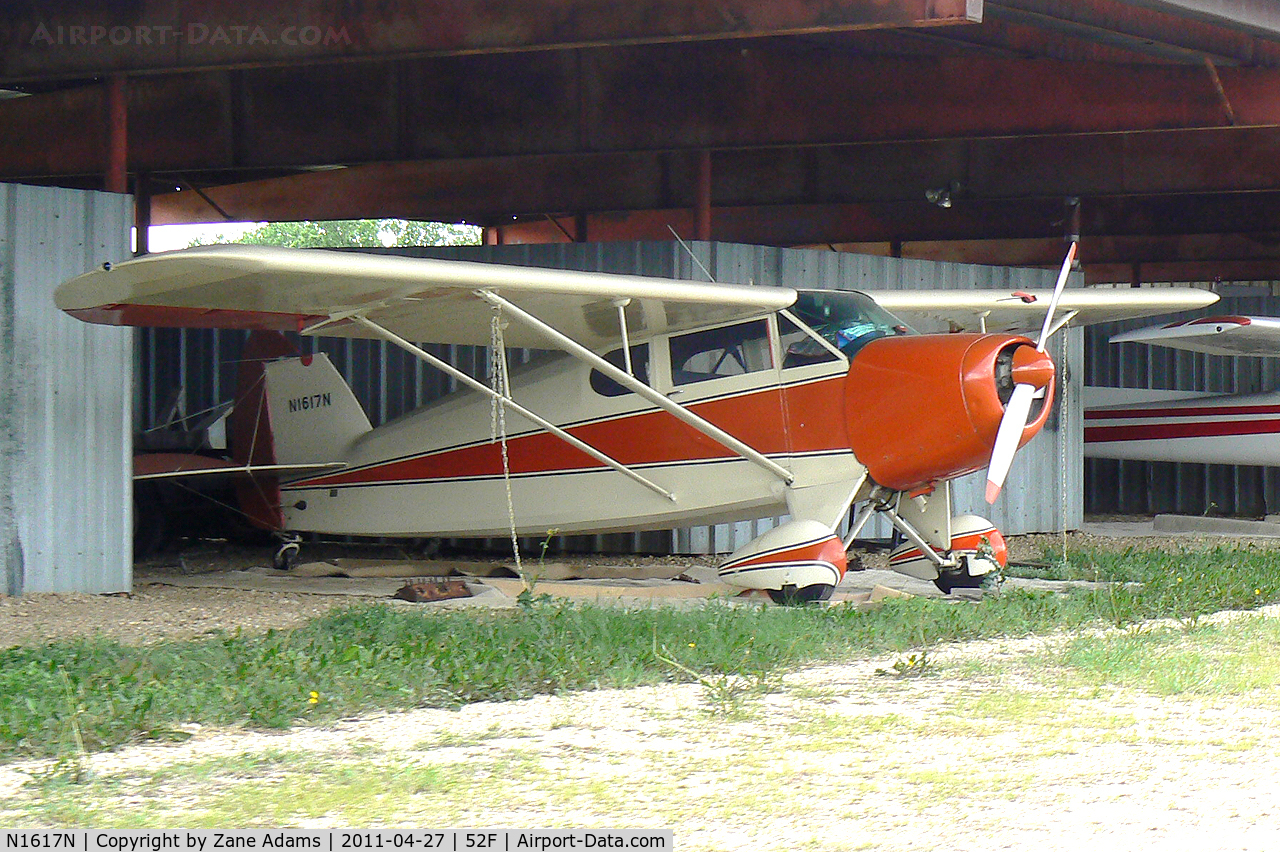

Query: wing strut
475;290;796;485
347;314;676;502
614;298;634;375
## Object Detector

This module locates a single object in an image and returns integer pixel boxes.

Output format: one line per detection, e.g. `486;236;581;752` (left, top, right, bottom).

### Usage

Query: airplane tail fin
261;350;373;466
228;332;372;529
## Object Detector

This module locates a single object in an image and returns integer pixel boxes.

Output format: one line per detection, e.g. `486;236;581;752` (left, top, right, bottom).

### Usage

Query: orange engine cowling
844;333;1055;493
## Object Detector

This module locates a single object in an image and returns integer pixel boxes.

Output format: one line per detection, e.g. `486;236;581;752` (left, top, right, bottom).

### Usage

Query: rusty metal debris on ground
393;579;472;603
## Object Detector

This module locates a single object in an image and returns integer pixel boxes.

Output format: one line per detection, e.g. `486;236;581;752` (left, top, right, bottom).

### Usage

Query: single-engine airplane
56;243;1215;600
1086;315;1280;466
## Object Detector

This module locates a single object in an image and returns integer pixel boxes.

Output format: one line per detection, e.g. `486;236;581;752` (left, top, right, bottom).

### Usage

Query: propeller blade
986;241;1076;504
985;382;1035;504
1036;240;1079;351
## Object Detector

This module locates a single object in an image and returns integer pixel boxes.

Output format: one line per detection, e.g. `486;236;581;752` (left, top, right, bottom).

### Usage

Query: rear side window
669;319;772;386
590;344;650;397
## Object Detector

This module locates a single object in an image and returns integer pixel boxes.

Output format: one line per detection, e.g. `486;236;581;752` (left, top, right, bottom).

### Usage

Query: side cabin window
589;343;650;397
670;319;772;386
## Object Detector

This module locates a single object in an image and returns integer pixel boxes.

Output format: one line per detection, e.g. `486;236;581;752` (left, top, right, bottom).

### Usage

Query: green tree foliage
191;219;481;248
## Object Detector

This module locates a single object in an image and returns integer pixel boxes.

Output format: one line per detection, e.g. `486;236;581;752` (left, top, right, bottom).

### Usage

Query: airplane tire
933;570;984;595
768;583;835;606
272;541;300;571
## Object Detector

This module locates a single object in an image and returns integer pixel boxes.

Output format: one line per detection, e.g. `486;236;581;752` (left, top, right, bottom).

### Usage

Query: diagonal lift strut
346;313;676;502
475;290;796;485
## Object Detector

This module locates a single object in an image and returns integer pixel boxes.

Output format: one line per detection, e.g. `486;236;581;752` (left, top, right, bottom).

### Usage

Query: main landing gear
717;519;848;605
886;513;1007;594
717;483;1011;605
767;583;836;606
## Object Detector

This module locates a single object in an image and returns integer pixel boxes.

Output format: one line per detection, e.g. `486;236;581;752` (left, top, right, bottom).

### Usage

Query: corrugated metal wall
1085;283;1280;518
137;241;1081;554
1;184;133;594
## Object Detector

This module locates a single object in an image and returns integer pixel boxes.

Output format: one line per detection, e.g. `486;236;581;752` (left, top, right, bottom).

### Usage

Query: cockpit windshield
789;290;913;358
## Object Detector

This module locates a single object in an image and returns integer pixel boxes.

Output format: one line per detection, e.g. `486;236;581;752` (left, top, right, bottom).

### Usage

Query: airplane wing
1109;315;1280;357
864;288;1220;334
55;245;797;349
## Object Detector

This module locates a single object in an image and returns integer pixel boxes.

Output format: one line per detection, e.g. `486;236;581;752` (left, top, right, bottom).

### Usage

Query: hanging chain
1059;330;1069;564
490;306;524;577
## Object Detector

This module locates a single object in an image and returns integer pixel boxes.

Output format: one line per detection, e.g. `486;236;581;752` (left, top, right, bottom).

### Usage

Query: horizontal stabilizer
1110;315;1280;357
134;453;345;481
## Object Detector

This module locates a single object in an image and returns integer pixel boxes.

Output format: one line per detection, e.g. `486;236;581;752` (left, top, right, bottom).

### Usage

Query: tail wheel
272;541;300;571
767;583;835;606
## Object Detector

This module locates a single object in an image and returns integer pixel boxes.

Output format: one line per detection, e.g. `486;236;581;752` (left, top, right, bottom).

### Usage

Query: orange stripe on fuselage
293;375;849;488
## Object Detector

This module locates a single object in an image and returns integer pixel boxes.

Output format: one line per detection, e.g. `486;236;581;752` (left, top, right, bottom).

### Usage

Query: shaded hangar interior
5;0;1280;527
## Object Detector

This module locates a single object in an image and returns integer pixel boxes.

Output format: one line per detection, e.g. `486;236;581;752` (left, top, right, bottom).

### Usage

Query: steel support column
104;75;127;194
134;173;151;255
695;151;712;241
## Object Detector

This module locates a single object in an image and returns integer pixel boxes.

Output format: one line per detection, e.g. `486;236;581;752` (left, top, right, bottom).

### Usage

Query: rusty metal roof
3;0;1280;281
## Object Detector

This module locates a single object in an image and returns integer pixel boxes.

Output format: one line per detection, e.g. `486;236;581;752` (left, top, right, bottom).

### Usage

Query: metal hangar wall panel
1;184;133;594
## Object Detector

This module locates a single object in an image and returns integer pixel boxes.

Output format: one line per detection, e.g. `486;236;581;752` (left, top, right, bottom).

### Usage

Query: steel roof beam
1125;0;1280;40
816;236;1280;283
984;1;1258;65
0;0;981;83
142;127;1280;227
490;197;1280;246
4;51;1279;182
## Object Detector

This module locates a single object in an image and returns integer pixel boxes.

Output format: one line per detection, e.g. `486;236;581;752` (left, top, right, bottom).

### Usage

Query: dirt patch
0;583;352;648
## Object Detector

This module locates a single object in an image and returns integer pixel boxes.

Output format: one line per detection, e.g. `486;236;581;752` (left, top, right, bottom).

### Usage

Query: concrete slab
137;558;1099;610
1152;514;1280;537
1078;514;1280;539
1077;519;1164;537
293;558;506;579
480;576;738;602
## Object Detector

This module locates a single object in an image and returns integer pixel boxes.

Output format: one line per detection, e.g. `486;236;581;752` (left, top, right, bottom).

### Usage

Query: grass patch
3;543;1279;763
1008;543;1280;628
0;590;1097;761
20;752;469;828
1054;617;1280;698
